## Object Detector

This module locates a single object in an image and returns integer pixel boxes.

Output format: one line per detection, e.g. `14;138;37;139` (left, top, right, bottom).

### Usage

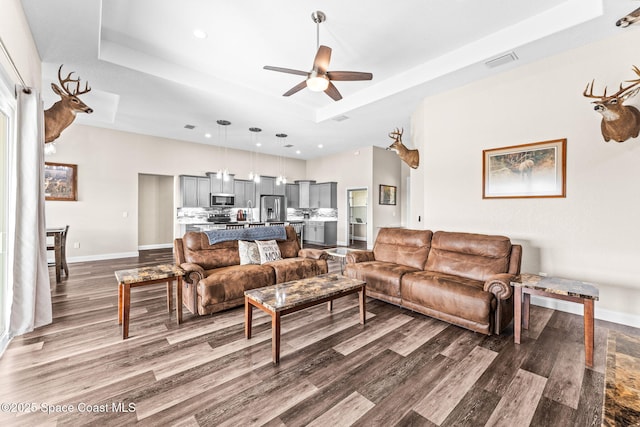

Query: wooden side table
512;273;599;367
115;264;184;339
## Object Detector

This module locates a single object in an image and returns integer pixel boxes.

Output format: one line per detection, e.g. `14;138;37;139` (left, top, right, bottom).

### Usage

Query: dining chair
248;223;265;228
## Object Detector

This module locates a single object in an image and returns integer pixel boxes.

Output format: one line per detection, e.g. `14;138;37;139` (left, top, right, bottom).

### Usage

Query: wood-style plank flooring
0;248;637;426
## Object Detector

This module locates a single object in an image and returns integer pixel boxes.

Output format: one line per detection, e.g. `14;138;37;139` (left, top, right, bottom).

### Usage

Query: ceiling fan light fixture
307;75;329;92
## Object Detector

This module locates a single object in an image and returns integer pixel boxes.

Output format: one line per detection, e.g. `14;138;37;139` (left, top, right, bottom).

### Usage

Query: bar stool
225;224;246;230
47;225;69;283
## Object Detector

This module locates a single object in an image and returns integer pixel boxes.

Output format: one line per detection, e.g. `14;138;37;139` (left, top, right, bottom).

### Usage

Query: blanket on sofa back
204;225;287;245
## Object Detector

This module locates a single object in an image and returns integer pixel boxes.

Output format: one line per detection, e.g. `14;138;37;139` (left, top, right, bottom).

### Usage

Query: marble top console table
511;273;600;367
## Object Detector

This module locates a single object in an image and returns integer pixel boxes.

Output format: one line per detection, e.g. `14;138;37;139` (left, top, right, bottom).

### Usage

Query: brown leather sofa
345;228;522;335
174;226;328;315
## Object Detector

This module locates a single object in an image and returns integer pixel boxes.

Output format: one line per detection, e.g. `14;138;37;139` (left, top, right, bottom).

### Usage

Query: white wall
307;146;404;247
0;0;41;91
410;28;640;325
45;124;306;260
307;146;374;247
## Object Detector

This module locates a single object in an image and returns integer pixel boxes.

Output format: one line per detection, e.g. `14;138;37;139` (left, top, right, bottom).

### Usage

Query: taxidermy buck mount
583;66;640;143
387;128;419;169
44;65;93;144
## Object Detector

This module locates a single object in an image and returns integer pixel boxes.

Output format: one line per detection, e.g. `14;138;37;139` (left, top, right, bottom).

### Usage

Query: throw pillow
255;239;282;264
238;240;260;265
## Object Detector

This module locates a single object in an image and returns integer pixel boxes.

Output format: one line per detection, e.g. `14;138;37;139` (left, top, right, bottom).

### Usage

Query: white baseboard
65;251;140;263
530;295;640;329
138;243;173;250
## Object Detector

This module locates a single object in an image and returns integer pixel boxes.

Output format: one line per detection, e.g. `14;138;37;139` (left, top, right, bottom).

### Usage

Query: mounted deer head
387;127;419;169
583;66;640;143
616;6;640;27
44;65;93;144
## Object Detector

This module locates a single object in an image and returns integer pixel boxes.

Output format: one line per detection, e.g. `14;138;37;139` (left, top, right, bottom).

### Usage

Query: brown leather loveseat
345;228;522;335
174;226;328;315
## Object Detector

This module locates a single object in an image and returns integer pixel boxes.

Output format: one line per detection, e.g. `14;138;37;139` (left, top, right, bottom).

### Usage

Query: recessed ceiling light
256;142;262;147
318;144;323;148
296;150;301;154
193;29;208;39
204;133;211;138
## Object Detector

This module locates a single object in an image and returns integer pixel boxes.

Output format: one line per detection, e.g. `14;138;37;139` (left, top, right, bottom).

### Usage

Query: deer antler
388;127;403;140
57;65;91;96
584;66;640;100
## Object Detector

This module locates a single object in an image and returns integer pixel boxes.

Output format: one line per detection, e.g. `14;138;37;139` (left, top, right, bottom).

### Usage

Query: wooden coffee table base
245;283;366;364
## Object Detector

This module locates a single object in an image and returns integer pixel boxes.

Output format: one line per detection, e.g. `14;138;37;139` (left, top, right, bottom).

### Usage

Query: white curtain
7;86;51;336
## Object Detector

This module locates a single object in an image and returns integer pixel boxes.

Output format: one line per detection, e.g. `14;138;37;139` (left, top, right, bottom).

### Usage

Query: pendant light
216;120;231;181
249;127;262;183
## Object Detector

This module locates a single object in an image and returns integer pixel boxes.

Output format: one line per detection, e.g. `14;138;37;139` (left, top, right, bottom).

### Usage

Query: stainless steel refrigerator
260;195;286;222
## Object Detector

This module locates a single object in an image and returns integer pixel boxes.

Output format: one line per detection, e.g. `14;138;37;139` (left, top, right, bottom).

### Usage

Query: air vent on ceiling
485;52;518;69
332;115;349;122
184;124;196;129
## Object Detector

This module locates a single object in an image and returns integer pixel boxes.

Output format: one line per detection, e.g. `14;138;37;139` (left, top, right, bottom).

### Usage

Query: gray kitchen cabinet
309;182;337;208
286;183;299;208
180;175;210;207
209;173;235;195
296;180;315;208
259;176;275;196
234;179;255;208
303;220;337;246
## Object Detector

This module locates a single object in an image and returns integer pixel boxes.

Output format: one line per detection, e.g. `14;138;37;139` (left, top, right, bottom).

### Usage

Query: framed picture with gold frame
45;162;77;201
483;139;566;199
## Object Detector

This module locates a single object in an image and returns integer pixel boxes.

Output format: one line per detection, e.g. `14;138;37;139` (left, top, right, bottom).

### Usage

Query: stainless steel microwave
211;194;235;206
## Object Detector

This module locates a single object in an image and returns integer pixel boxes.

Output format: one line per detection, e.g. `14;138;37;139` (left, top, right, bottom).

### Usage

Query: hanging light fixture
249;127;262;183
216;120;231;181
276;133;288;185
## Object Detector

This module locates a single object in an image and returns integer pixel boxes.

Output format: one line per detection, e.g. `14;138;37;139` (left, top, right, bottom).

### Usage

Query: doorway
347;188;367;249
138;174;174;249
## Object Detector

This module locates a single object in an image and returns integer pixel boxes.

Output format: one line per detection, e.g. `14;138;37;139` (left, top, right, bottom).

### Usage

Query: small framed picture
379;184;397;205
45;162;77;201
483;139;566;199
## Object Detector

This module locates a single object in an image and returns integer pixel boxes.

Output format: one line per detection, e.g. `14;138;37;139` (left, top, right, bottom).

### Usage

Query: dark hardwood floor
0;248;636;426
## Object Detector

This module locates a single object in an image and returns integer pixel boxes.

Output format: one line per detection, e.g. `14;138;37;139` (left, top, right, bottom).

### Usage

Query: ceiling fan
263;11;373;101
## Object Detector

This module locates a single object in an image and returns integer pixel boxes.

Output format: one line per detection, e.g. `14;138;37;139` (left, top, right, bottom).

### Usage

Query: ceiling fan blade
283;80;308;97
312;45;332;74
326;71;373;81
324;81;342;101
263;66;308;76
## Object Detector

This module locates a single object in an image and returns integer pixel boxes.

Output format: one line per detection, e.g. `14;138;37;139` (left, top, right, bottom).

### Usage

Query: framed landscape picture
45;162;77;201
483;139;566;199
379;184;397;205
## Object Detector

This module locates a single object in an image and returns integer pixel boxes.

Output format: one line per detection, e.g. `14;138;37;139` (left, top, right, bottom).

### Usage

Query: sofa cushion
238;240;260;265
345;261;420;300
182;232;240;269
197;264;275;308
256;239;282;264
373;228;432;270
266;257;328;284
425;231;511;282
277;226;301;258
401;270;493;325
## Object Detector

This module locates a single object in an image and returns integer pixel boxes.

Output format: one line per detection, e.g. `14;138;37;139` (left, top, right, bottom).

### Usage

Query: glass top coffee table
244;273;366;364
325;247;362;273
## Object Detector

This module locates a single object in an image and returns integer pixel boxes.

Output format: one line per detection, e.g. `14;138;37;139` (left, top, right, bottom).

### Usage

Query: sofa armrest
346;250;375;264
180;262;205;285
298;248;329;260
484;273;515;300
